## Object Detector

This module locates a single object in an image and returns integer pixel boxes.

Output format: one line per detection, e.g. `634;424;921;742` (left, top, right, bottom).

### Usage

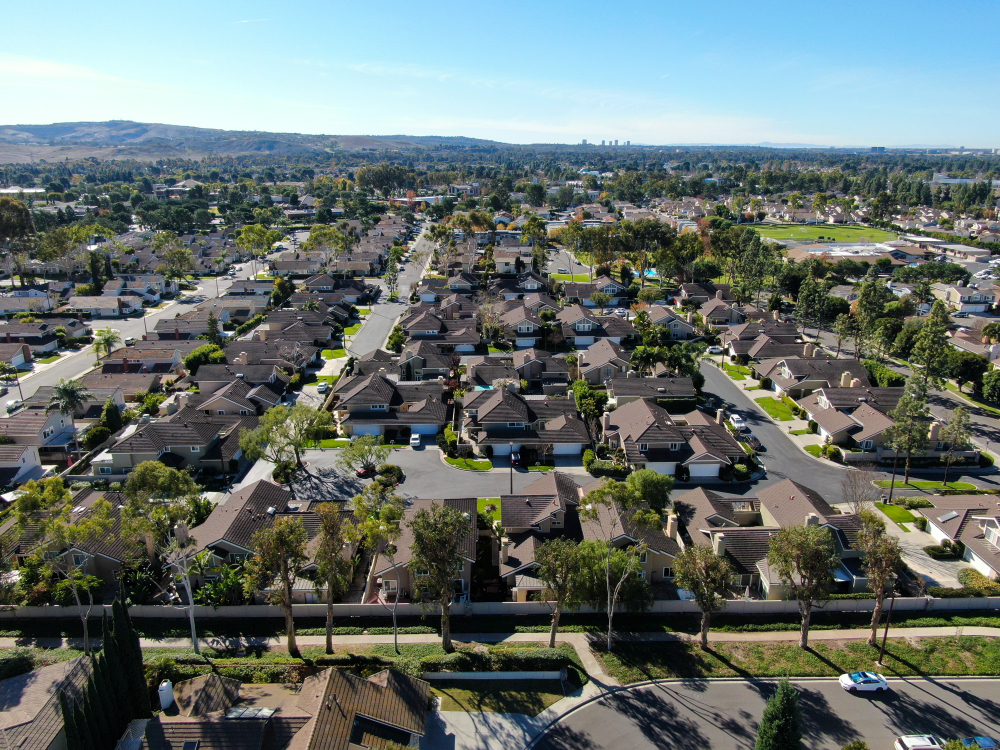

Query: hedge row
588;460;631;478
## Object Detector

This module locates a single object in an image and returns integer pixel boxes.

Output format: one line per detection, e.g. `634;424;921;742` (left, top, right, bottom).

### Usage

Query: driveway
876;509;970;588
533;677;1000;750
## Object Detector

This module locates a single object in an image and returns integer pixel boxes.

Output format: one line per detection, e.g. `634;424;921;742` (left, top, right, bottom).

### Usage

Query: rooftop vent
266;507;276;515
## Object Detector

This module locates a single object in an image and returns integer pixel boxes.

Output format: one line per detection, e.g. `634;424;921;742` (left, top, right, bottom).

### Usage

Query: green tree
244;517;309;658
384;255;399;297
101;397;123;433
754;679;801;750
241;404;334;469
534;538;584;648
949;350;989;394
92;327;122;365
46;379;93;455
795;273;824;338
336;434;391;474
183;344;226;375
983;370;1000;402
834;313;857;358
204;312;222;346
885;376;929;485
579;478;660;650
408;502;470;652
853;273;893;358
153;231;195;279
314;503;354;654
910;300;951;386
940;406;972;485
625;468;673;514
767;524;840;649
673;545;734;649
88;251;105;293
348;482;406;652
855;510;903;647
589;291;612;314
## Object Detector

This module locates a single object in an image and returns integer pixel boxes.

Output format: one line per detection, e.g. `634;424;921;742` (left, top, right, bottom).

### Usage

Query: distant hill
0;120;505;162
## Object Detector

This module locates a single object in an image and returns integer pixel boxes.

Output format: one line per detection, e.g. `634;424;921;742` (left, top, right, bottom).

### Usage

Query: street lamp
509;441;513;494
876;588;897;667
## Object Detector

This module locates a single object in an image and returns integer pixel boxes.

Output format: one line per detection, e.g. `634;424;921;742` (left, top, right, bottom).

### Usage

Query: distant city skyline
3;0;998;148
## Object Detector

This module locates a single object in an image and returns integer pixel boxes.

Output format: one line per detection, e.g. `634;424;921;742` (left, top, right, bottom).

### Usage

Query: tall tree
534;538;583;648
383;255;399;297
940;406;972;485
336;434;391;474
625;468;674;514
313;503;354;654
855;510;903;647
579;478;660;650
673;545;734;649
408;502;470;653
46;379;93;456
910;300;951;387
244;517;309;658
92;328;122;365
241;404;334;469
886;376;929;485
766;524;840;649
754;680;801;750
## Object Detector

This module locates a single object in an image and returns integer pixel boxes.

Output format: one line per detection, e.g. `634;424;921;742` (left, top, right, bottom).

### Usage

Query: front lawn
343;324;362;335
755;396;795;420
875;502;917;524
431;680;566;715
804;444;822;457
477;498;501;520
356;308;371;316
722;363;748;381
322;348;347;359
593;636;1000;685
790;428;812;435
307;439;351;449
488;345;513;353
528;463;555;471
36;355;61;364
446;457;493;471
944;381;1000;417
874;480;975;490
551;273;592;282
750;224;897;243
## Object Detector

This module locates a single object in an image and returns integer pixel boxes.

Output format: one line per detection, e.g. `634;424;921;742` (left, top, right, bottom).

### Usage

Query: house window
99;467;112;475
508;422;523;428
217;410;226;415
230;552;248;564
72;554;86;567
518;325;532;333
240;410;250;416
636;570;646;581
985;526;999;547
190;446;200;453
639;443;648;451
859;440;874;450
662;567;675;579
669;442;679;451
383;578;397;593
638;551;648;563
577;323;591;331
371;404;388;410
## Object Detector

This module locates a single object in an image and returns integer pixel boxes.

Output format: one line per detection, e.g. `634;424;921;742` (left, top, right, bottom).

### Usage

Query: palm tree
46;379;93;456
630;347;661;377
93;328;122;365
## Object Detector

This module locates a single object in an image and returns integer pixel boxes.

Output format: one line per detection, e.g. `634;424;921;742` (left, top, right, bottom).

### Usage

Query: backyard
551;273;592;282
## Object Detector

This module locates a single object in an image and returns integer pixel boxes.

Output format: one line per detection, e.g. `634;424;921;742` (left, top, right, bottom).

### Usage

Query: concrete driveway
533;677;1000;750
876;508;971;588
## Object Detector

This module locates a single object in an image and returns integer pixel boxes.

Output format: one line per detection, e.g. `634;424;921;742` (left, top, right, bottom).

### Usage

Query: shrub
827;446;843;463
808;420;818;434
923;545;960;560
83;425;111;450
233;313;266;337
980;452;995;468
376;464;403;486
0;648;36;681
759;377;772;390
588;460;630;478
443;425;458;452
958;568;1000;595
733;464;751;482
272;461;296;484
914;517;928;531
719;464;734;482
583;449;596;470
828;593;877;600
862;359;907;387
675;464;690;482
899;497;934;509
928;586;983;598
435;433;448;452
288;372;304;391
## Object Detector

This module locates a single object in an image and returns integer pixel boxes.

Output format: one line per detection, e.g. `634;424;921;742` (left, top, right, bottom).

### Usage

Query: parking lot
534;677;1000;750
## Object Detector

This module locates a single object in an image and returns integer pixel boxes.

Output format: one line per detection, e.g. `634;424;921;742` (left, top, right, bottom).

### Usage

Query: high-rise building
614;139;619;146
626;140;631;146
601;140;605;146
582;139;587;145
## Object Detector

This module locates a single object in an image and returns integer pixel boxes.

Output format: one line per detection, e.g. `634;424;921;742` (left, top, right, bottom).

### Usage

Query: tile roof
189;480;295;553
606;376;696;399
0;656;93;750
756;479;836;527
373;498;477;574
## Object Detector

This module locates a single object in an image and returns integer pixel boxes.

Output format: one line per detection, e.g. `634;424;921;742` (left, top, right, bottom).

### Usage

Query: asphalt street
534;677;1000;750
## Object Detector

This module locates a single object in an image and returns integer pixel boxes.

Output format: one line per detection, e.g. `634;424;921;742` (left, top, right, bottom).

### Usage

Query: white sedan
839;671;888;693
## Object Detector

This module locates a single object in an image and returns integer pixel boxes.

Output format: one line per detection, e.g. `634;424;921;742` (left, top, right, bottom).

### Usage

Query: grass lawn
593;637;1000;685
874;480;975;490
945;381;1000;417
322;348;347;359
256;274;276;280
804;444;822;457
875;502;917;526
722;363;750;381
343;324;362;335
551;273;592;282
790;428;812;435
750;224;897;243
356;308;371;315
446;457;493;471
307;438;351;449
744;385;762;391
36;354;61;364
528;464;555;471
488;345;513;353
477;498;501;520
755;396;796;421
431;680;565;715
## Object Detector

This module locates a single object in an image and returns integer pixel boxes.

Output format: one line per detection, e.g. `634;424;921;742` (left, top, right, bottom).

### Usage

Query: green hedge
588;460;630;478
862;359;907;387
927;586;984;598
958;569;1000;596
233;313;266;337
827;593;876;600
583;449;596;470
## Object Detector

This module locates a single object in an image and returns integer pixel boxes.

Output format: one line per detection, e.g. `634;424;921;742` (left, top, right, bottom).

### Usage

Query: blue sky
3;0;998;147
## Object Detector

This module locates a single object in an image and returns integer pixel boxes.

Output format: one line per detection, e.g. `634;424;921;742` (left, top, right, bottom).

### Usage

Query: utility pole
877;588;897;667
509;441;513;494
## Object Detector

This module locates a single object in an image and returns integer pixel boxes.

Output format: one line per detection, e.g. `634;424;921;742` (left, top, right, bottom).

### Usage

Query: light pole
509;441;513;494
877;588;897;667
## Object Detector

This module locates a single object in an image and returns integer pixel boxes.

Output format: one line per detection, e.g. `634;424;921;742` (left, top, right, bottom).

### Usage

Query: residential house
576;338;630;384
332;374;446;439
796;386;903;447
917;497;1000;580
397;340;454;381
79;371;164;401
599;399;744;479
647;306;696;339
752;356;872;399
678;283;734;304
0;409;72;447
931;281;996;312
0;320;84;354
60;295;143;317
0;342;31;368
460;387;590;457
0;657;94;750
501;305;544;348
556;306;636;347
101;347;184;374
605;376;697;405
950;327;1000;363
513;348;571;395
699;296;745;327
193;364;287;395
0;445;44;486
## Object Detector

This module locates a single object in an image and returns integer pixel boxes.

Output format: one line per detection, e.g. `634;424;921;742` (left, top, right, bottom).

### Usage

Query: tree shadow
866;687;984;739
796;685;861;746
533;724;596;750
602;686;713;750
289;465;364;504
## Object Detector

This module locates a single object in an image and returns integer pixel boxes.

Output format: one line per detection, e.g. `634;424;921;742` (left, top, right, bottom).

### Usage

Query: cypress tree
82;680;110;750
101;615;130;724
59;692;84;750
73;699;97;750
754;680;801;750
101;398;122;434
113;599;151;719
94;654;125;739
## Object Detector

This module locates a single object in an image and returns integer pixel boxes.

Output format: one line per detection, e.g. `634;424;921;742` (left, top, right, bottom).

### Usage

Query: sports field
751;224;897;243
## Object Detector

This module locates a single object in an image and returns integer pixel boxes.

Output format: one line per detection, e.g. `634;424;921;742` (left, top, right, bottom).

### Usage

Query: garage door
687;463;719;477
493;444;520;455
411;424;439;435
552;444;582;455
352;424;382;437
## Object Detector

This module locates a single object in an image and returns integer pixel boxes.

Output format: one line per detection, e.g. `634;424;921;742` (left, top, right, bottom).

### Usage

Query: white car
894;736;943;750
706;346;724;354
409;434;421;448
839;671;888;693
316;382;330;394
729;415;746;431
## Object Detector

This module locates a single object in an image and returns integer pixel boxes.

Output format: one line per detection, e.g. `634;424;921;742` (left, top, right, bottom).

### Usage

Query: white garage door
411;424;439;435
352;424;382;437
687;463;719;477
516;338;536;348
552;444;582;455
493;444;520;455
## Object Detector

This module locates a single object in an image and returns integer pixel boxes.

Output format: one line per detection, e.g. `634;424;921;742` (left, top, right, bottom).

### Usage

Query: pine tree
60;692;84;750
101;398;122;434
910;299;951;387
755;680;801;750
73;699;97;750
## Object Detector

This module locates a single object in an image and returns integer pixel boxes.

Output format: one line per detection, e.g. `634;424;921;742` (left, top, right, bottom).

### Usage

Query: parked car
5;399;23;414
745;433;762;450
557;267;569;274
954;312;970;318
729;415;747;432
124;336;137;346
510;451;524;467
706;346;724;354
961;739;999;749
894;737;943;750
0;386;7;397
839;671;888;693
409;434;421;447
317;382;330;394
356;466;375;478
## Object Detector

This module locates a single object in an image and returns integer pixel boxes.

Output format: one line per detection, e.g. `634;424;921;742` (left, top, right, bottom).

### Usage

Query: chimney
627;370;635;378
802;343;814;357
601;411;612;433
715;290;724;300
501;537;510;564
716;408;725;425
713;533;726;557
173;522;189;544
805;513;820;526
840;371;852;388
686;311;693;324
665;514;678;540
772;310;780;321
174;327;180;340
850;377;862;387
928;421;942;441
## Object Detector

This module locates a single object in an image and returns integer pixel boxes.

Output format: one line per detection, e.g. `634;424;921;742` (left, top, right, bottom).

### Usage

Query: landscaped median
874;480;976;490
